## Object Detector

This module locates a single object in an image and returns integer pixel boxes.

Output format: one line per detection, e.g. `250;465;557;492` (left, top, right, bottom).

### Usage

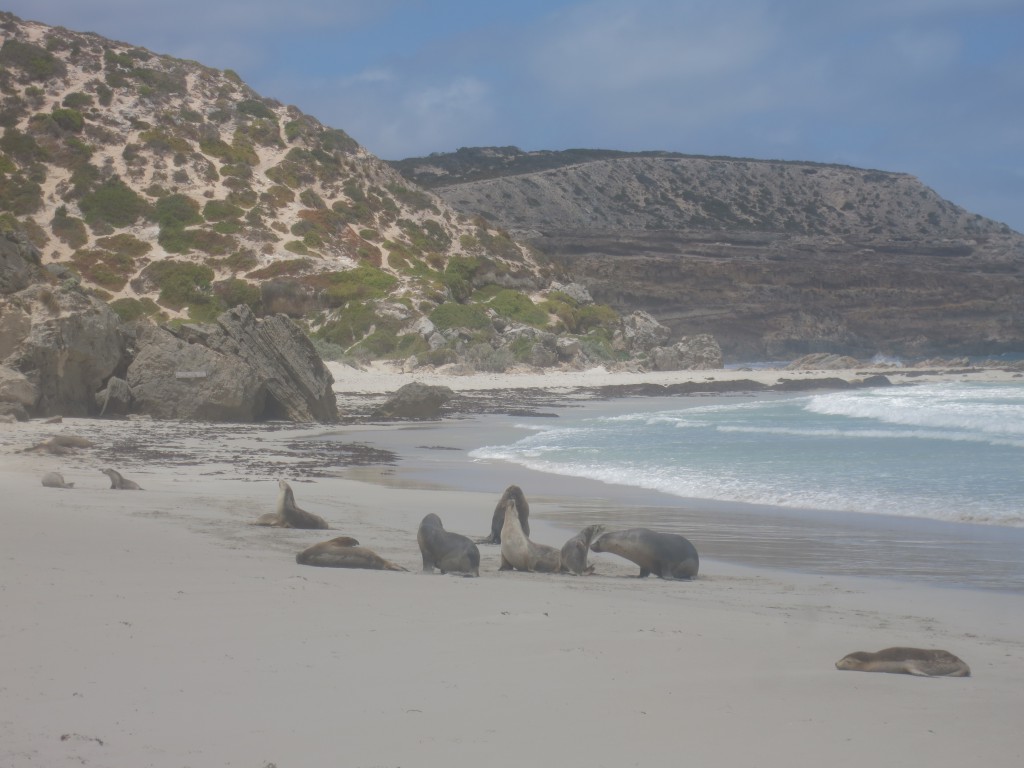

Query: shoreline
2;365;1023;765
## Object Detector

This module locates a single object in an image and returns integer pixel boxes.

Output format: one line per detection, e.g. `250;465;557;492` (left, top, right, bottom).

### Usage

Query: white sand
2;366;1023;767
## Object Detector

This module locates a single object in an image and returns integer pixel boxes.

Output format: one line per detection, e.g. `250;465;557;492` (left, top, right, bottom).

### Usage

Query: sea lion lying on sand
100;468;142;490
499;498;561;573
296;537;406;571
254;479;329;529
560;524;605;575
835;647;970;677
590;528;699;580
481;485;529;544
23;435;94;455
417;513;480;576
41;471;74;489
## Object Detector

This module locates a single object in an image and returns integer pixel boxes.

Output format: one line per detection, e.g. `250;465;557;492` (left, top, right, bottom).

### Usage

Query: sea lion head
835;652;871;670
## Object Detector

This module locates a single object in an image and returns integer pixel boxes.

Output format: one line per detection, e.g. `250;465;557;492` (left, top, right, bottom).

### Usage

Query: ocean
459;380;1024;591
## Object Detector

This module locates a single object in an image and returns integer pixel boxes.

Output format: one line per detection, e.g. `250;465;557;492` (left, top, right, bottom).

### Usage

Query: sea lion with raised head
417;513;480;576
481;485;529;544
590;528;699;580
41;471;74;489
255;479;329;529
100;468;142;490
499;498;561;573
296;537;406;571
560;524;606;575
835;647;970;677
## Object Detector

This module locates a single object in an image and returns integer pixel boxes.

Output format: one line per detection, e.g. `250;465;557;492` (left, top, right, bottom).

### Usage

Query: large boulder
127;324;267;421
650;334;724;370
1;284;125;417
372;382;454;420
182;306;338;422
614;310;672;353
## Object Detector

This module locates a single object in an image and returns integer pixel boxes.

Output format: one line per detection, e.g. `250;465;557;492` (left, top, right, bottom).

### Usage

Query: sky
6;0;1024;232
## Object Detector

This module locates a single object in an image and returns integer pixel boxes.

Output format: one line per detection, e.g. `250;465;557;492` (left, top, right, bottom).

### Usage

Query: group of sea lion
248;479;969;678
41;468;143;490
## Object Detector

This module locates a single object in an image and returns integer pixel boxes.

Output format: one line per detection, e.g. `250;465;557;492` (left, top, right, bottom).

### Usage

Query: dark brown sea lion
41;471;74;489
560;524;606;575
417;513;480;576
481;485;529;543
254;480;329;529
100;468;143;490
590;528;699;580
835;647;970;677
296;537;407;571
499;498;561;573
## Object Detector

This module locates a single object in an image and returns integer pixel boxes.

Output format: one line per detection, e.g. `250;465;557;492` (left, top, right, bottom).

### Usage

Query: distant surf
469;381;1024;527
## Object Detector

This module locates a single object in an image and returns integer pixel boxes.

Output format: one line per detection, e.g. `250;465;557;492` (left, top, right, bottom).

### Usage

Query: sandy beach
2;363;1023;767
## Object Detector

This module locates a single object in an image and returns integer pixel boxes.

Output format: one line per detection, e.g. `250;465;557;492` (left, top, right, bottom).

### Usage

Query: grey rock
95;376;133;416
372;382;454;420
616;311;672;353
650;335;724;370
127;324;267;421
2;285;125;417
0;230;45;296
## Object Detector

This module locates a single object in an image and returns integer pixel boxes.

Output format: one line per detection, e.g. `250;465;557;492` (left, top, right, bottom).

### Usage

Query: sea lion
23;434;94;455
560;524;606;575
481;485;529;543
835;647;971;677
590;528;699;580
417;513;480;576
499;498;561;573
41;471;74;489
296;537;407;571
100;468;142;490
254;479;329;529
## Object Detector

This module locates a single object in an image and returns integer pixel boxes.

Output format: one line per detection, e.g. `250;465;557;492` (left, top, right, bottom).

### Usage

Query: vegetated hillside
0;13;566;364
392;146;1024;360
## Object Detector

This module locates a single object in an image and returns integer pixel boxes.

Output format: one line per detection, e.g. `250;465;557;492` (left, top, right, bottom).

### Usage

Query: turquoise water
469;382;1024;527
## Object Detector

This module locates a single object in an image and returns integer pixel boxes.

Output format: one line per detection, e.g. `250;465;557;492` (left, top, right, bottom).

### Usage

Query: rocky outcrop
127;306;338;422
1;284;125;417
127;324;268;421
0;230;46;295
177;306;338;422
372;382;454;420
650;334;723;371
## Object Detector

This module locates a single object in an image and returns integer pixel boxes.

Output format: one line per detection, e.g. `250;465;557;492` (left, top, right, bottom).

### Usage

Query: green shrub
51;207;89;248
0;127;47;163
78;177;149;227
489;289;547;326
0;173;43;214
95;83;113;106
71;247;136;290
0;39;66;80
576;304;619;333
146;260;215;309
109;296;163;322
236;99;275;119
318;266;398;307
315;302;379;347
62;92;93;109
202;199;244;221
154;194;202;228
429;302;490;331
50;108;84;133
299;188;326;209
95;233;151;257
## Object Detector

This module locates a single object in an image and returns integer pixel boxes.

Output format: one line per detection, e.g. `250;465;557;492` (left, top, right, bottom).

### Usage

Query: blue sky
7;0;1024;232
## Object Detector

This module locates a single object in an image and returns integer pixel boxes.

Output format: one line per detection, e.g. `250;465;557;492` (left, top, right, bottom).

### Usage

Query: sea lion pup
835;647;971;677
590;528;699;580
100;468;143;490
560;524;606;575
481;485;530;544
296;537;406;571
499;498;561;573
417;513;480;576
41;471;74;489
255;479;329;529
